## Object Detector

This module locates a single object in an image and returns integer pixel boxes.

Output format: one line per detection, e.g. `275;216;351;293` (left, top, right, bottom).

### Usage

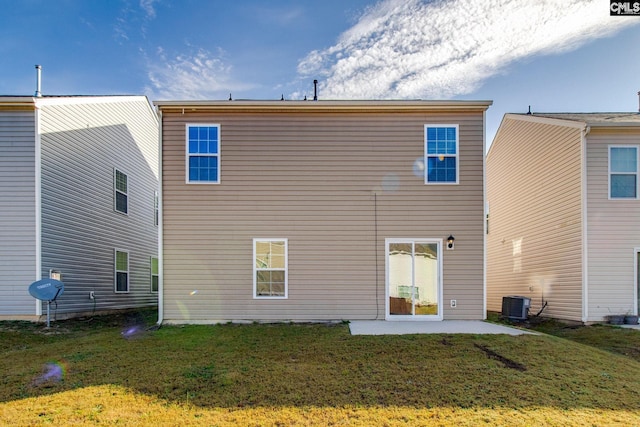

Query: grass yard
1;310;639;426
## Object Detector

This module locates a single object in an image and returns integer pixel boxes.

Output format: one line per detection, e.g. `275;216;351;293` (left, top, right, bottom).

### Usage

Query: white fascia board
34;95;150;107
503;113;589;129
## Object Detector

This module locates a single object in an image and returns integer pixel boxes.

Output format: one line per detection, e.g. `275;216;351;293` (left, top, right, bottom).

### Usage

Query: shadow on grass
488;312;640;363
1;309;639;414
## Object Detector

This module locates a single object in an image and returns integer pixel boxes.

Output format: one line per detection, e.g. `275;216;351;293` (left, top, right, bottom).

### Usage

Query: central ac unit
501;296;531;320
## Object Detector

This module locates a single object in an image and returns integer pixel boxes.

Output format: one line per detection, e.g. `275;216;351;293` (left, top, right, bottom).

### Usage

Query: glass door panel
414;243;438;316
388;243;413;315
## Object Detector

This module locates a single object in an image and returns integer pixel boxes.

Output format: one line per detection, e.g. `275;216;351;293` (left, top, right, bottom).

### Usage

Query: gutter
154;99;493;113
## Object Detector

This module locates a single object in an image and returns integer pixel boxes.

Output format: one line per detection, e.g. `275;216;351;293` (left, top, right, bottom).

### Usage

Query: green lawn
1;310;639;426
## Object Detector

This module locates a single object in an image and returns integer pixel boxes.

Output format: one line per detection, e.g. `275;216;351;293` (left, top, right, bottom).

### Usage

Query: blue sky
1;0;639;143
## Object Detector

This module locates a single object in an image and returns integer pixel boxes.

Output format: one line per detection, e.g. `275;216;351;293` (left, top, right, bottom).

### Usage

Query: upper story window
253;239;288;299
114;169;128;214
186;124;220;184
609;146;638;199
425;125;459;184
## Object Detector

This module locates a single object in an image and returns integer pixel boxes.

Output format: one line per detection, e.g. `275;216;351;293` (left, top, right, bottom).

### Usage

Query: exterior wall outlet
89;291;95;300
450;299;457;308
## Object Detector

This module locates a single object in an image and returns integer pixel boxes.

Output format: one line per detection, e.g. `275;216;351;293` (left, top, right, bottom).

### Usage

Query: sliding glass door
386;239;442;320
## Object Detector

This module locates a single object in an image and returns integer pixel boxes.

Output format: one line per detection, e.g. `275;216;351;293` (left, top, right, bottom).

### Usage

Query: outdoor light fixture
447;234;455;250
49;269;62;281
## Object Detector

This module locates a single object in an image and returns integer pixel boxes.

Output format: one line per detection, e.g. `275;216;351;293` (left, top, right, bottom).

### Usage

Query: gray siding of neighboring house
585;127;640;320
159;102;489;323
0;108;38;317
486;115;585;322
38;97;158;316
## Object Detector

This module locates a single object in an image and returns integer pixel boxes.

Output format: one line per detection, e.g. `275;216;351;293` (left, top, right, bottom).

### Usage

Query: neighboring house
155;100;492;324
486;112;640;323
0;95;159;320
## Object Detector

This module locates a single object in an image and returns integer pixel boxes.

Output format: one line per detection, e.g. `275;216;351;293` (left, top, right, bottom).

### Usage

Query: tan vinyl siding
161;105;487;322
487;116;584;322
585;128;640;319
38;98;158;316
0;109;37;316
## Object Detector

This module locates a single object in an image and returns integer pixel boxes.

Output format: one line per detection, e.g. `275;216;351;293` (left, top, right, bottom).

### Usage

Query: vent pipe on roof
34;65;42;97
637;91;639;112
313;79;318;101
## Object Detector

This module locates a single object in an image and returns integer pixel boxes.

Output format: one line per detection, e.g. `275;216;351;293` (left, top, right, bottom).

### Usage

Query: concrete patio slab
349;320;536;336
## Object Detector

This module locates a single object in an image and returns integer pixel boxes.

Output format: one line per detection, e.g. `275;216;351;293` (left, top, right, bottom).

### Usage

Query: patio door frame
385;238;443;321
635;247;640;316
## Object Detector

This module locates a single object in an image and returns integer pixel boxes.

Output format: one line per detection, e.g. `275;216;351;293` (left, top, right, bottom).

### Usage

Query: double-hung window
186;124;220;183
610;146;639;199
253;239;288;298
425;125;459;184
150;257;159;293
114;169;128;214
115;249;129;293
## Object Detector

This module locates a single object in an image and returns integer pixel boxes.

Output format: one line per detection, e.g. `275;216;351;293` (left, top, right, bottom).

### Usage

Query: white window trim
253;238;288;299
185;123;221;185
114;168;129;215
424;124;460;185
385;238;443;321
114;248;130;293
608;145;639;200
634;247;640;317
150;256;159;293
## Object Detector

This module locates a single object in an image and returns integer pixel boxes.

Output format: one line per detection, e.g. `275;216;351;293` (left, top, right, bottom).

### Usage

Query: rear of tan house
487;113;640;323
156;100;492;324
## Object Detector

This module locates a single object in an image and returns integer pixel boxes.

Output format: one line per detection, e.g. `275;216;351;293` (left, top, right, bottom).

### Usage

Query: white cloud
114;0;158;43
145;47;256;100
139;0;157;19
297;0;639;99
114;16;130;43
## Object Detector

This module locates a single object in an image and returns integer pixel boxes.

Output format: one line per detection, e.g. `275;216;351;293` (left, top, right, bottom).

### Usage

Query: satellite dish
29;279;64;301
28;279;64;328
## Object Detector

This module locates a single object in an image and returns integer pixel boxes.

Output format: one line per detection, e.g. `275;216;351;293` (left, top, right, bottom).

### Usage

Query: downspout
156;108;164;326
581;124;591;323
34;99;43;316
482;108;488;320
482;109;488;320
